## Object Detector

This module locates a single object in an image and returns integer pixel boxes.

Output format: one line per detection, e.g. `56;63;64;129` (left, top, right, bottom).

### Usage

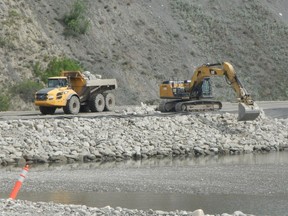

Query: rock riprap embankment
0;106;287;166
0;199;254;216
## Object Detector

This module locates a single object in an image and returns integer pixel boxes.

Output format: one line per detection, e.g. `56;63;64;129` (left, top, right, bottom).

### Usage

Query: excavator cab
201;78;213;97
190;78;213;99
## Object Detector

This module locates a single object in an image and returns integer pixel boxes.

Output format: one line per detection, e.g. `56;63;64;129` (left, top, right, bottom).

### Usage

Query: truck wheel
39;106;56;115
89;93;105;112
103;93;115;111
63;95;80;114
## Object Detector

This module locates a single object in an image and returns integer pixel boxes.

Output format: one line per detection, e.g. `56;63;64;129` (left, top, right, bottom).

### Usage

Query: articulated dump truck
34;71;117;115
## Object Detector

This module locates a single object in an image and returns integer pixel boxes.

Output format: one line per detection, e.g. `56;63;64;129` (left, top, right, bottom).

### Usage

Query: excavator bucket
238;102;260;121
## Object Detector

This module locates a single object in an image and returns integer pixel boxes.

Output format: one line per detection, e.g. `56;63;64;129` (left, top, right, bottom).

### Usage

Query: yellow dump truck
34;71;117;115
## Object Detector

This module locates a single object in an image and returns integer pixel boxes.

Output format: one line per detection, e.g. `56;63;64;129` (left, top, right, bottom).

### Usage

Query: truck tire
63;95;80;114
39;106;56;115
89;93;105;112
103;93;115;111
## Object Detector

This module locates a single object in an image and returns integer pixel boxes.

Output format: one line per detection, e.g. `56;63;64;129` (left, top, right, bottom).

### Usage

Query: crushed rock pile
0;199;254;216
0;105;287;166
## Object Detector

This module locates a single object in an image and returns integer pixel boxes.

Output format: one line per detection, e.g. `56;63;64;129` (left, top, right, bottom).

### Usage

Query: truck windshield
48;79;68;88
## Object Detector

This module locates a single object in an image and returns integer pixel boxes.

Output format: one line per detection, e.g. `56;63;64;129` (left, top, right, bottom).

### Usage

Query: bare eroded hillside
0;0;287;110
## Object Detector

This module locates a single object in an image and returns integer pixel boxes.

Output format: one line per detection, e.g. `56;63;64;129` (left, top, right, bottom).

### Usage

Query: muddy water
4;151;288;215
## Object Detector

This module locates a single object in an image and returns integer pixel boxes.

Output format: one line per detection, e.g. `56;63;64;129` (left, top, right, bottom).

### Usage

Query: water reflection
1;151;288;172
10;190;288;215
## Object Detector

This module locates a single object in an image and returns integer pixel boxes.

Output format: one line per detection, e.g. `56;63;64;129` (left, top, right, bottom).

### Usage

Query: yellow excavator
159;62;260;121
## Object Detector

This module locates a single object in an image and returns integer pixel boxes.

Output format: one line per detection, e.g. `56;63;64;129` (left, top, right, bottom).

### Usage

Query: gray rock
210;147;219;154
32;156;48;163
2;158;16;165
233;211;248;216
155;210;167;215
194;147;204;155
49;155;67;163
35;124;44;132
191;209;205;216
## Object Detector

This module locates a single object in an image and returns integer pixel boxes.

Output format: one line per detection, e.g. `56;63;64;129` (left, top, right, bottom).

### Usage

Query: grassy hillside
0;0;287;110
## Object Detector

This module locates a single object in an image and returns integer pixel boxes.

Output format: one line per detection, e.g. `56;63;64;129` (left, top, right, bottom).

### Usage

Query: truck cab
47;77;68;88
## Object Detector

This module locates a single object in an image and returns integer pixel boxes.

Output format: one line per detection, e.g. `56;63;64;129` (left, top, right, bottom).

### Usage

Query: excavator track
159;100;222;112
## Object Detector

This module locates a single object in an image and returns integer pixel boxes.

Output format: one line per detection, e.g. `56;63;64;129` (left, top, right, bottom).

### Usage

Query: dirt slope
0;0;287;109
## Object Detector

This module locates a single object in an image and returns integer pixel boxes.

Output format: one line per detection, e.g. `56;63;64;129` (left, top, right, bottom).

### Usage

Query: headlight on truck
48;95;54;100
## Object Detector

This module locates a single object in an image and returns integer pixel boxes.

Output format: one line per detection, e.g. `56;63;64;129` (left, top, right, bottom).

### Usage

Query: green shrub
0;36;15;49
12;80;44;102
0;37;6;48
43;57;82;81
0;94;10;111
8;10;19;17
63;0;91;36
33;57;82;83
32;61;43;78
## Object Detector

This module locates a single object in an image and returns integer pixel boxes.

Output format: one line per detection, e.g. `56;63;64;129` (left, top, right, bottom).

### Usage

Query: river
1;151;288;215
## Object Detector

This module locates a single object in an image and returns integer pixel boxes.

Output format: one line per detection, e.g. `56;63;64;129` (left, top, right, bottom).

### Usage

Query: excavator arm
189;62;260;121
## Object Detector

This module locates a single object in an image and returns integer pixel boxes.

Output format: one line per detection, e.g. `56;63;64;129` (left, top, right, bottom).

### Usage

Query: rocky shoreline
0;199;254;216
1;105;287;216
0;105;287;166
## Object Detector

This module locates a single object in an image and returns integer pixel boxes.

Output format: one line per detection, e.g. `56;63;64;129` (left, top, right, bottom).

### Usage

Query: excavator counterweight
159;62;260;121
